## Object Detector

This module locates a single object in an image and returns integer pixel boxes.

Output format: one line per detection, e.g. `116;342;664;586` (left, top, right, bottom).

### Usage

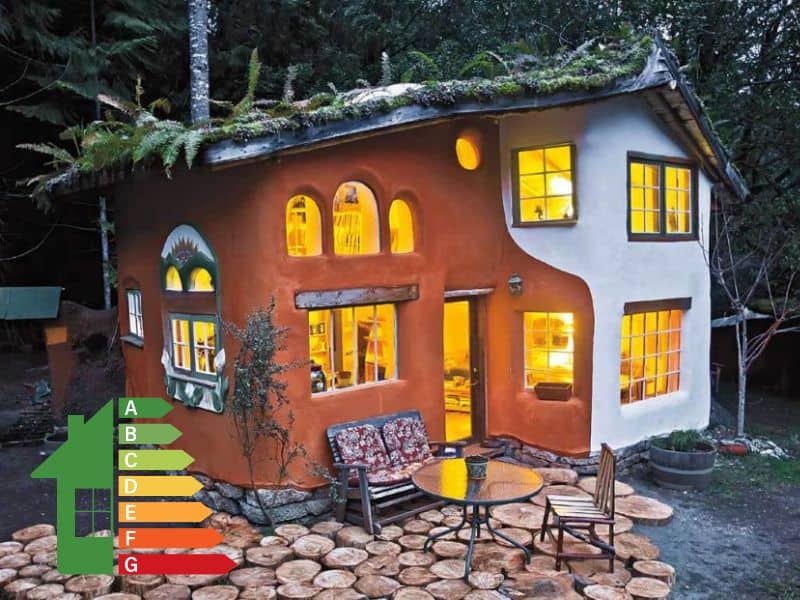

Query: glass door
443;299;484;442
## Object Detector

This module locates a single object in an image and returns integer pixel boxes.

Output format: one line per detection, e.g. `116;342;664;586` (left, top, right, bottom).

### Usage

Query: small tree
225;300;305;528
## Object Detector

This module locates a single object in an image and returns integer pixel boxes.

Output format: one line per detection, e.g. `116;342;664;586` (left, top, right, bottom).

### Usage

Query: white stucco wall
498;94;712;451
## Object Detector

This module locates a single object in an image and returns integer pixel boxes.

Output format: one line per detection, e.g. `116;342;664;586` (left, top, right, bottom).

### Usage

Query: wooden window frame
522;311;575;390
627;152;699;241
168;313;218;381
511;142;578;227
125;289;144;342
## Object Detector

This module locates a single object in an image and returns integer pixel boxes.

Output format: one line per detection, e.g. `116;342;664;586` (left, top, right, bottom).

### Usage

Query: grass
764;577;800;599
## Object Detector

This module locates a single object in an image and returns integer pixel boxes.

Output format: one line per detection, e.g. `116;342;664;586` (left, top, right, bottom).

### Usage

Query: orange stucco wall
116;118;595;488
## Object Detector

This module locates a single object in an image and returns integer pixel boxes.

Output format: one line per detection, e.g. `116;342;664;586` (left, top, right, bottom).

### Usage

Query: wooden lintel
295;285;419;309
443;288;495;299
624;297;692;314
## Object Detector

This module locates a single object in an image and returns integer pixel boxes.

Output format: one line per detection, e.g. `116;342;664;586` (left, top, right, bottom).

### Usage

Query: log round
532;486;591;507
493;527;533;549
96;595;145;600
468;571;504;589
321;547;369;569
260;536;289;547
354;574;400;598
525;555;566;574
625;577;670;600
403;520;434;535
0;568;17;585
165;574;222;588
4;578;41;599
354;555;401;577
275;560;322;585
566;558;627;579
631;561;675;586
614;496;673;526
430;559;467;580
32;550;58;566
25;583;66;599
428;526;457;541
246;546;295;568
312;589;365;600
273;525;310;544
591;569;633;588
275;582;321;600
501;572;580;599
425;578;471;600
398;535;428;551
65;574;115;596
594;515;634;536
398;551;436;568
143;583;191;600
311;569;357;589
443;516;466;528
191;585;239;600
374;525;404;542
463;591;507;600
291;535;335;560
456;528;493;544
577;478;635;497
309;521;343;539
238;585;277;599
364;540;401;556
613;534;660;563
469;544;525;574
19;564;50;578
533;536;601;558
534;468;579;486
0;553;31;569
419;510;446;524
441;506;462;517
489;503;545;530
583;584;634;600
0;542;23;558
228;567;277;588
121;574;164;595
221;522;262;549
432;541;467;559
24;535;58;555
335;527;373;549
394;587;436;600
11;524;55;543
398;566;439;586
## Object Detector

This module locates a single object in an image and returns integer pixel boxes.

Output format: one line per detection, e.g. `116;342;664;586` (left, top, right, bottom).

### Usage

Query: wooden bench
327;410;465;534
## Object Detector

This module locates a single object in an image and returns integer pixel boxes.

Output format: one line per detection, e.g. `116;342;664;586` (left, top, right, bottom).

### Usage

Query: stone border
498;438;650;475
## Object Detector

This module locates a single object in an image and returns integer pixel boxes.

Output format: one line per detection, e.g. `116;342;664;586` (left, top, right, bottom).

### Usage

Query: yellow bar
118;501;212;523
118;475;204;497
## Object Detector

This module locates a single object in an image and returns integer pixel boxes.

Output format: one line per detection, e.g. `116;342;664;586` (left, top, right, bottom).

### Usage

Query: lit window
514;144;575;224
620;309;682;403
165;266;183;291
389;199;414;253
333;182;379;255
189;268;214;292
286;195;322;256
456;134;481;170
523;312;574;388
629;157;695;238
126;290;144;339
170;316;217;376
309;304;396;393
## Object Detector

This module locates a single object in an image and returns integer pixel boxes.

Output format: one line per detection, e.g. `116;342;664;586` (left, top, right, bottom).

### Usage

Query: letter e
125;503;137;521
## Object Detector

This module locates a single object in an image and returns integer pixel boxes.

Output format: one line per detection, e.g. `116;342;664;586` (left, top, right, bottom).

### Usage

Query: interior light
455;133;481;170
549;175;572;195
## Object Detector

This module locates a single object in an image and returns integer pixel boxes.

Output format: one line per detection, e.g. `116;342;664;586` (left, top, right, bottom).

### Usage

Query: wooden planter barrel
649;442;716;490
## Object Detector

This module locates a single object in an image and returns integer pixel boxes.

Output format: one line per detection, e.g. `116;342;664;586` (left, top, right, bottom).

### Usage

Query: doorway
442;298;485;442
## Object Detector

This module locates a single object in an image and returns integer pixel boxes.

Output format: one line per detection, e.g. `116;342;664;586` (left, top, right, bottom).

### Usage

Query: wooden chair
539;443;617;571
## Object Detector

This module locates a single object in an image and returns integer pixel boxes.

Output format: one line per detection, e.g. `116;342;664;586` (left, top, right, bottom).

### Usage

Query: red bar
118;553;236;575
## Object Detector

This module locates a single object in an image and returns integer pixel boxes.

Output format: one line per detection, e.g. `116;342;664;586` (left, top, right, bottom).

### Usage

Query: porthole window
286;195;322;256
333;182;380;255
389;199;414;253
455;133;481;170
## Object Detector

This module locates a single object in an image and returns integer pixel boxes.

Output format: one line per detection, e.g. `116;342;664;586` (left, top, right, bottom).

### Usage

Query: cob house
43;33;746;517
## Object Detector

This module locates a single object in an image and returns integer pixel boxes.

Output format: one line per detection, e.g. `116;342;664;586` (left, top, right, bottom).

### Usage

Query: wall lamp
507;273;523;296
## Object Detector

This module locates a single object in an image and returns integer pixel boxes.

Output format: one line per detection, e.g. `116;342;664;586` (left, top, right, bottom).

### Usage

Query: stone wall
192;474;333;526
500;437;650;475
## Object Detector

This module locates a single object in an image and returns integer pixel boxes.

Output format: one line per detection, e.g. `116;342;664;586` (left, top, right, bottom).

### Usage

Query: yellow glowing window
189;268;214;292
308;303;396;393
170;316;217;376
389;199;414;253
286;195;322;256
620;309;682;404
192;320;217;375
629;158;694;237
333;182;379;255
514;144;575;223
455;134;481;170
523;312;574;388
171;318;191;370
165;266;183;291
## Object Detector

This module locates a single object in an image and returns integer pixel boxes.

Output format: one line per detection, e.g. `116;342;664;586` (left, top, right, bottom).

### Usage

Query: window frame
125;289;144;342
511;142;578;227
627;152;699;241
522;311;576;390
75;488;112;536
168;313;218;382
309;303;398;395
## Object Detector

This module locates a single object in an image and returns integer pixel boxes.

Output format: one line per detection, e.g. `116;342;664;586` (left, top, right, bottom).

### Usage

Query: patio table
411;457;544;581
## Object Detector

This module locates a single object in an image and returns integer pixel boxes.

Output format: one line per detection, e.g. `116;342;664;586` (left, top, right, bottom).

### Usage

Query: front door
442;298;485;442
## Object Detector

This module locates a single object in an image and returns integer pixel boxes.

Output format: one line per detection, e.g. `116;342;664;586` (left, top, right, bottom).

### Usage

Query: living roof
37;31;747;201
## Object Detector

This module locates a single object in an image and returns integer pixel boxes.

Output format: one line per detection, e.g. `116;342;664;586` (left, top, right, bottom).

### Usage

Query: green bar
118;423;182;445
118;397;173;419
118;449;194;471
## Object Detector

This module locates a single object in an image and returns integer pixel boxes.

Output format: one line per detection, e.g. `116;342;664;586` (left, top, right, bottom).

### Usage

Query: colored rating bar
118;475;204;497
119;528;223;549
119;423;182;445
118;397;174;419
119;501;213;523
118;553;236;575
119;449;194;471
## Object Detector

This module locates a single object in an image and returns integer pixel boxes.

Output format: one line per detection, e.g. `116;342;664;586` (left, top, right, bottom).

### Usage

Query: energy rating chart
116;398;235;576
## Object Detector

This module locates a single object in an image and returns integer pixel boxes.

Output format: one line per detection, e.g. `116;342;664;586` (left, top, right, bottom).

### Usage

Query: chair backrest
325;409;426;464
593;443;616;516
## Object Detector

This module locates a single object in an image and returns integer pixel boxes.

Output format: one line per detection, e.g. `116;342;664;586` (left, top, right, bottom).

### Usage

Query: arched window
189;268;214;291
286;195;322;256
389;199;414;253
333;182;379;255
165;266;183;291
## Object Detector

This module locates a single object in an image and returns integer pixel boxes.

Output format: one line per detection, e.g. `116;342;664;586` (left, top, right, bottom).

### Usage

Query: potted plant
649;429;716;490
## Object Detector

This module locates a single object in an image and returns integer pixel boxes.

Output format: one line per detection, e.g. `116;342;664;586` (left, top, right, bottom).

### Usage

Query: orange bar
118;527;223;549
118;501;213;523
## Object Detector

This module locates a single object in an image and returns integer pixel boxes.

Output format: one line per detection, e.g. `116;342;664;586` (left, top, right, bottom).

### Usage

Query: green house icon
32;400;115;574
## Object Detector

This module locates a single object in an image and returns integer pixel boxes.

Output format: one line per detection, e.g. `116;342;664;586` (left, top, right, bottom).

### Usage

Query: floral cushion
363;456;437;486
334;424;391;472
382;417;432;465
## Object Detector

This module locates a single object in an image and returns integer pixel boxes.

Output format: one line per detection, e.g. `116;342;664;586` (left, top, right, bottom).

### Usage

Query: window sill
121;335;144;348
627;233;698;242
169;371;217;388
513;219;578;228
311;378;400;399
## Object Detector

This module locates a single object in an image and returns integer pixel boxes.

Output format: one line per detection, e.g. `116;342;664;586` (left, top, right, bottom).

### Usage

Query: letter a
124;399;138;417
